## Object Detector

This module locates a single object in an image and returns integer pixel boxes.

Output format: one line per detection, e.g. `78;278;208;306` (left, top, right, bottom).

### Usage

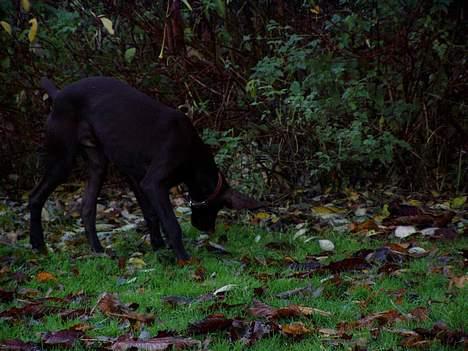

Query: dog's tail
40;77;59;100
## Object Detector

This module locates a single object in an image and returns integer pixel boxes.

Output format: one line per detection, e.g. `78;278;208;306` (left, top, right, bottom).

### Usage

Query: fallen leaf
318;239;335;252
0;339;39;351
394;226;417;238
96;292;154;323
230;320;272;346
449;275;467;289
41;329;84;348
398;321;467;348
350;219;379;233
112;336;200;351
162;295;194;307
192;266;206;282
291;305;332;317
275;284;323;299
432;228;457;240
339;309;405;331
0;288;14;302
281;322;311;336
209;241;231;255
36;271;57;283
187;314;233;334
0;302;59;320
128;257;146;269
389;202;421;216
326;257;371;273
249;300;331;320
409;307;429;321
213;284;237;296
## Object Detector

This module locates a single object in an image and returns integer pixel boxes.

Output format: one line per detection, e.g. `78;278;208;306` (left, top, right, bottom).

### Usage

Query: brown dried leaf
0;302;59;320
249;300;331;320
350;219;379;233
36;271;57;283
187;313;233;334
96;292;154;323
230;320;272;346
41;329;84;348
339;310;405;332
112;336;200;351
281;322;311;336
192;266;207;282
409;307;429;322
433;228;457;240
97;292;122;315
0;339;39;351
449;275;468;289
326;257;371;273
248;300;276;319
0;288;14;302
398;321;468;348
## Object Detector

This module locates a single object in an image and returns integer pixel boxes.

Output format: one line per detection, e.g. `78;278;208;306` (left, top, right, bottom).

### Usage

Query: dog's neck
185;159;222;203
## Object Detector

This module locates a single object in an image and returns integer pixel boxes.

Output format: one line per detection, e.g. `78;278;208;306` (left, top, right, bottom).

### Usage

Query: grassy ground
0;219;466;350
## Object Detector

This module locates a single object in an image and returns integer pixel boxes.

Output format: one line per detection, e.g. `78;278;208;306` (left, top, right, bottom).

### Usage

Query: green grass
0;223;466;350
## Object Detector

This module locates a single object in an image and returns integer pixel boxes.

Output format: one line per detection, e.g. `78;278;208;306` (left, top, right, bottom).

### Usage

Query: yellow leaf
407;199;423;207
255;212;270;220
311;206;344;215
21;0;31;12
36;271;57;282
99;16;114;35
0;21;11;35
28;18;38;43
128;257;146;268
310;5;320;14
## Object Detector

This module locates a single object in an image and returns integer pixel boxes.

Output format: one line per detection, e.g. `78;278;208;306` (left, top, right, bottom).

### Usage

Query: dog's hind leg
126;176;164;250
81;147;108;252
29;153;74;252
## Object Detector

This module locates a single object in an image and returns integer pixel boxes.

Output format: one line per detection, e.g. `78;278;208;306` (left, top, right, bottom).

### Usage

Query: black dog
30;77;261;261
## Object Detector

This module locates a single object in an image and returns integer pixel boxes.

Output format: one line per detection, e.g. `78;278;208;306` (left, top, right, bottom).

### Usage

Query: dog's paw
177;257;199;267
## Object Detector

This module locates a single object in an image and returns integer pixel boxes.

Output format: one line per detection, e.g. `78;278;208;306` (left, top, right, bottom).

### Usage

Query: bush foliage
0;0;466;193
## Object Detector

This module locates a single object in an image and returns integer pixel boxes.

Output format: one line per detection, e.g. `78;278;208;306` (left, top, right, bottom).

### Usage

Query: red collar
189;172;223;208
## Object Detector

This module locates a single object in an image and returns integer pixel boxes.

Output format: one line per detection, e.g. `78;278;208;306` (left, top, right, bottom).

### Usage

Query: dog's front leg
126;176;165;250
140;166;190;262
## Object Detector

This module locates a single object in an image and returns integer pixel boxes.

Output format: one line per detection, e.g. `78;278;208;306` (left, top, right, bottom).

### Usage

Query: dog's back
45;77;202;179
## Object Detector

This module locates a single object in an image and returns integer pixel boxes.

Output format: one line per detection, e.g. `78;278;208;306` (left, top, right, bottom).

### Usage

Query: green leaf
214;0;225;17
124;47;136;63
450;196;466;209
181;0;192;11
0;21;12;35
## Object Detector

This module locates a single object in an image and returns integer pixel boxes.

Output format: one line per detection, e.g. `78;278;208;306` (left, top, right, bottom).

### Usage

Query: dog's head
191;188;263;233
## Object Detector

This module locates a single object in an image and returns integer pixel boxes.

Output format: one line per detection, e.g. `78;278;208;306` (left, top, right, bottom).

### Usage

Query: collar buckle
188;172;223;209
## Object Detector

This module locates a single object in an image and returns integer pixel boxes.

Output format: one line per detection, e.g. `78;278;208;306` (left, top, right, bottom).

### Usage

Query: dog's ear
221;188;264;210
